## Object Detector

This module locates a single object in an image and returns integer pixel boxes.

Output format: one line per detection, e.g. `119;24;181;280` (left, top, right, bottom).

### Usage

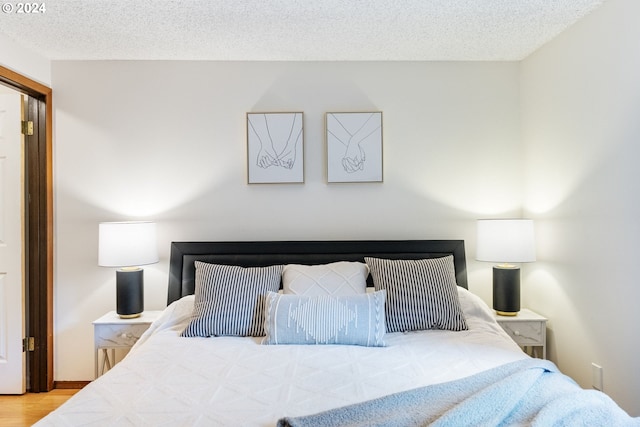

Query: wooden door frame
0;65;53;392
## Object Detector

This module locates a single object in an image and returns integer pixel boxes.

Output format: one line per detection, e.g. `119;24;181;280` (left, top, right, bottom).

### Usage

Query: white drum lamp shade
476;219;536;316
99;221;159;318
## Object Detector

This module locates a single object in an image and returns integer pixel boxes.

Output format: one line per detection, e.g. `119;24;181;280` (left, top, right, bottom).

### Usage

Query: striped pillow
364;256;467;332
262;290;386;346
181;261;283;337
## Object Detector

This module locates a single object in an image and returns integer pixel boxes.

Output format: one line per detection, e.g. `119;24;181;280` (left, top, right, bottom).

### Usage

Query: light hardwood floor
0;389;79;426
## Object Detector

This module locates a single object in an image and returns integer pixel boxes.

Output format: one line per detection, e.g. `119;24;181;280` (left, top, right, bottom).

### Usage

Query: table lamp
476;219;536;316
98;221;159;318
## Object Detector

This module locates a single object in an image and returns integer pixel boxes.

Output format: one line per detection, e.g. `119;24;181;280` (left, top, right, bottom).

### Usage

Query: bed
36;240;638;426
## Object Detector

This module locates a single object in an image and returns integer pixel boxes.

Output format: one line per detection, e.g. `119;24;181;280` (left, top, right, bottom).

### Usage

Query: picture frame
326;111;383;183
246;112;304;184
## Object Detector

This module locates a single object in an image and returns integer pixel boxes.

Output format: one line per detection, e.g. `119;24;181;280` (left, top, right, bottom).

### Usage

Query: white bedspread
37;288;527;427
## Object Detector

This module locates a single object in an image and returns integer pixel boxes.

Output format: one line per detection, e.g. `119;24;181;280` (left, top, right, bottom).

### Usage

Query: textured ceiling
0;0;607;61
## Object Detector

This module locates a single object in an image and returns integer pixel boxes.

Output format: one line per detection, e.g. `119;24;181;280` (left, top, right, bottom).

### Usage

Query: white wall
522;0;640;415
0;33;51;86
52;60;522;380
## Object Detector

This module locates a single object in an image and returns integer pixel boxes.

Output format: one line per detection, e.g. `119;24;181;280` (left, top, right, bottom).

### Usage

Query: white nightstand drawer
94;323;150;348
498;321;544;346
93;310;162;377
494;308;547;359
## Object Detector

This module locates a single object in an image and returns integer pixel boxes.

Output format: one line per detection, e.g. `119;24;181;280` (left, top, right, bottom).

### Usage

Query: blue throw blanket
277;358;639;427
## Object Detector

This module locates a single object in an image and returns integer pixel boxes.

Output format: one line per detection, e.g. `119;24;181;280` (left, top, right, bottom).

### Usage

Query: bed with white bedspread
36;240;638;426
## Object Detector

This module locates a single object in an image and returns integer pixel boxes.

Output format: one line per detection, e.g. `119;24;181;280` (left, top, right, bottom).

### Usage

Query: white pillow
282;262;369;296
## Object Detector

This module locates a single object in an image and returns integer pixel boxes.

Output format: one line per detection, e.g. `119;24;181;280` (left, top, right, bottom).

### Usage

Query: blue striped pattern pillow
262;290;386;346
181;261;283;337
365;256;467;332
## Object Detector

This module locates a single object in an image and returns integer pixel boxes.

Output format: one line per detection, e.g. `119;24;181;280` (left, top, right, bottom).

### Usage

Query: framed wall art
246;112;304;184
326;111;383;183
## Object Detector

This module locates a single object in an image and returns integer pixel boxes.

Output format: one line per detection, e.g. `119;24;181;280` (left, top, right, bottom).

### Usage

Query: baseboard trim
54;380;90;389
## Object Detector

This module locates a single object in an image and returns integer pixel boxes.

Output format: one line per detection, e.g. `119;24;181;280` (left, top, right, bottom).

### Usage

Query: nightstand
494;308;547;359
93;310;162;378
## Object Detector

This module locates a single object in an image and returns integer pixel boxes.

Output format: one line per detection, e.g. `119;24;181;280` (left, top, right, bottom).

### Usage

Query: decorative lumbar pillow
262;290;386;347
282;262;369;296
181;261;283;337
364;256;467;332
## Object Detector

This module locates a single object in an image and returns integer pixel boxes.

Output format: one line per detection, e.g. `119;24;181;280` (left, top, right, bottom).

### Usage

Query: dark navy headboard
167;240;468;305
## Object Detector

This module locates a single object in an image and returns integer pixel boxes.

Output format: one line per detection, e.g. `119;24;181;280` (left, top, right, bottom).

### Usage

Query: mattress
36;288;526;426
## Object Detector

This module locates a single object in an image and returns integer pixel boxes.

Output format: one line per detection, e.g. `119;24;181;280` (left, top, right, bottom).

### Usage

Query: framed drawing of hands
326;112;383;183
247;112;304;184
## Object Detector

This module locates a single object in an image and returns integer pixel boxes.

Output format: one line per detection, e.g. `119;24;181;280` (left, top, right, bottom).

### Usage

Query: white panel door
0;90;25;394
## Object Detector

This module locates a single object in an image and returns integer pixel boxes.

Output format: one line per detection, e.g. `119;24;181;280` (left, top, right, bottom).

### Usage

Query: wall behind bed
52;60;521;381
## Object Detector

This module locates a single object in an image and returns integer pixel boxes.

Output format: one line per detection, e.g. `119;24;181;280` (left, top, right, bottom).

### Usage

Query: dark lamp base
492;266;520;315
116;268;144;318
